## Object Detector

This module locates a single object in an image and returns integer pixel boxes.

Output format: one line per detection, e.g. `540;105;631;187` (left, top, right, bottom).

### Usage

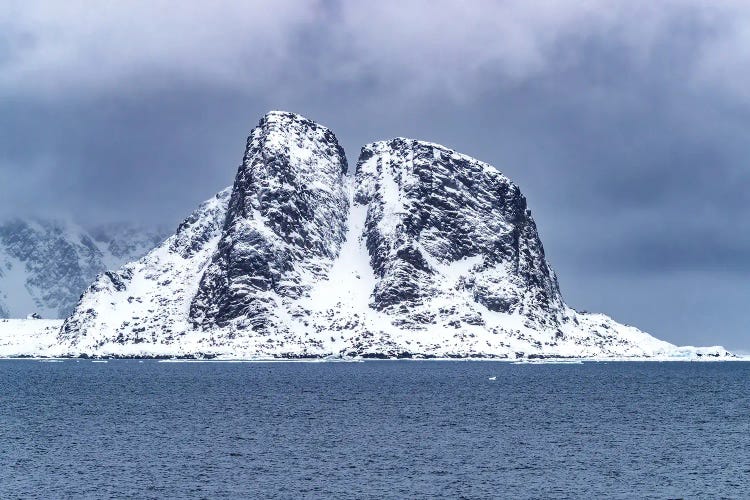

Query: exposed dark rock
189;111;348;332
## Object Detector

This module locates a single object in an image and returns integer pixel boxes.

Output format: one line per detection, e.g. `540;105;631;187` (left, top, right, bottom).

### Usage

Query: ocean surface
0;360;748;499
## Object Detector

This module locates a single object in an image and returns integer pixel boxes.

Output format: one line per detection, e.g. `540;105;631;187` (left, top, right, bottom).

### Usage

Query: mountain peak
45;111;730;360
263;109;307;120
258;110;331;133
362;137;508;181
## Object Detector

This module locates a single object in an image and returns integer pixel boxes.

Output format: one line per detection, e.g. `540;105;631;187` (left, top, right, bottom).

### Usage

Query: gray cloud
0;1;748;350
3;1;749;99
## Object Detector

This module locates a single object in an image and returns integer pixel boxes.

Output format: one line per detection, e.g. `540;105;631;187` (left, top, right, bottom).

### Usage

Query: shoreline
0;355;744;363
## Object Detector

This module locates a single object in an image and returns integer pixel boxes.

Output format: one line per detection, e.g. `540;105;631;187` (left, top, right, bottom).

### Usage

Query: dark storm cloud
0;0;748;349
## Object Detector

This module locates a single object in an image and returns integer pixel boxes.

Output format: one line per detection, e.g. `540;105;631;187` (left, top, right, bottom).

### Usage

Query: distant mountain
0;219;167;319
52;111;730;359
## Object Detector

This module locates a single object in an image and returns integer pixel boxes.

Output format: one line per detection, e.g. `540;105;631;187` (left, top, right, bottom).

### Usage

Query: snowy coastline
0;318;734;361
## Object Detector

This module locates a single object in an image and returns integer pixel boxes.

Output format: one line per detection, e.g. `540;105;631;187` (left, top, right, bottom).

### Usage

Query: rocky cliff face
189;111;349;334
54;111;725;359
0;219;165;319
355;138;564;327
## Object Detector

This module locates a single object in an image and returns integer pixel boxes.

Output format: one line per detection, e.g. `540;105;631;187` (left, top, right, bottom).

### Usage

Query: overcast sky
1;0;748;350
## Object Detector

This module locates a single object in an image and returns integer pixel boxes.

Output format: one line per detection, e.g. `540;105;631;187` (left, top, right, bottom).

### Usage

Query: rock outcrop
189;111;349;334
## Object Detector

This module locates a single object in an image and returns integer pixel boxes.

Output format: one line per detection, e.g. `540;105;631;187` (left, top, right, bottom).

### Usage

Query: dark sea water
0;360;748;499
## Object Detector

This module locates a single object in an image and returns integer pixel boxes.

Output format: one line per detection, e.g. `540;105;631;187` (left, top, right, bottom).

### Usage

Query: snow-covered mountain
190;111;349;333
0;219;166;319
4;111;731;359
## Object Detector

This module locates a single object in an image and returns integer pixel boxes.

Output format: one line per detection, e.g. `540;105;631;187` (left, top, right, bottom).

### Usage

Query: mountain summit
190;111;349;333
26;111;727;359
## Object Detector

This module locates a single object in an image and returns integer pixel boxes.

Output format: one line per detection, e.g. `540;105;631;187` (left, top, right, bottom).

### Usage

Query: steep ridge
32;111;731;359
189;111;349;334
58;188;231;353
356;138;564;327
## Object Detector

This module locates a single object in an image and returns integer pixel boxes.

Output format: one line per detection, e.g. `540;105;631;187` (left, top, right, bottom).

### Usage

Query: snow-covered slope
23;110;732;359
0;219;166;319
58;189;231;352
0;318;63;357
